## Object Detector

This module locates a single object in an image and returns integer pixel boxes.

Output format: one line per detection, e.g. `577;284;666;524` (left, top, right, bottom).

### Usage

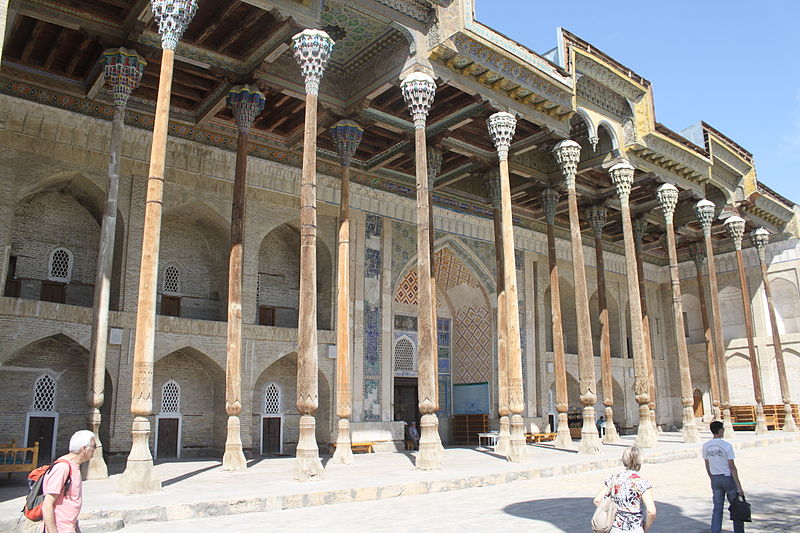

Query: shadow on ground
504;497;708;533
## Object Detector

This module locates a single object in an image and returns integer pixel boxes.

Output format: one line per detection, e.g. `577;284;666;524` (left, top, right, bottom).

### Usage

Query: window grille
48;248;73;282
394;337;415;372
264;383;280;414
32;374;56;412
161;380;180;413
163;265;180;294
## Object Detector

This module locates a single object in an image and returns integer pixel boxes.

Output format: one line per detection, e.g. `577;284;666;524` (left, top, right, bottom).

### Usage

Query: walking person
594;445;657;532
42;429;97;533
703;420;745;533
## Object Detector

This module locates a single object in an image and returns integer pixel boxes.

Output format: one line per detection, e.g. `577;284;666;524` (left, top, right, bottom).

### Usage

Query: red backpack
22;459;71;522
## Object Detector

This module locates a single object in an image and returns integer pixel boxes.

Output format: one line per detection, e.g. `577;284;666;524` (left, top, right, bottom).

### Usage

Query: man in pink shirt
41;430;96;533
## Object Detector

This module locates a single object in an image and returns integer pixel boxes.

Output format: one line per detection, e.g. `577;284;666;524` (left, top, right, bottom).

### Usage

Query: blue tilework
365;248;381;279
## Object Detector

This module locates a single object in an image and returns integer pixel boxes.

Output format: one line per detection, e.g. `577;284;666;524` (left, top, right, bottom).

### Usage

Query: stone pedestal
331;419;354;465
222;416;247;471
119;416;161;494
293;415;324;480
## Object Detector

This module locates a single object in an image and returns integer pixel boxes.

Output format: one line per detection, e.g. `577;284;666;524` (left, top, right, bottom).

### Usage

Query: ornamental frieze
576;76;632;119
574;52;646;102
642;132;710;178
451;33;572;109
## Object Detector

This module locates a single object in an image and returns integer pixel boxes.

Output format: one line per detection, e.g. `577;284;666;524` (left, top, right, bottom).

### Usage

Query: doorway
261;417;282;455
693;389;704;418
394;377;420;426
26;415;56;463
156;417;180;458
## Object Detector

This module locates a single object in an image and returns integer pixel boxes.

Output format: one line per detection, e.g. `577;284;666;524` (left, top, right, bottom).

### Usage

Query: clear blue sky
475;1;800;202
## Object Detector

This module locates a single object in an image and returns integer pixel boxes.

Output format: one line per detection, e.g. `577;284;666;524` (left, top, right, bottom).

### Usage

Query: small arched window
264;383;281;414
161;380;180;413
393;336;416;372
32;374;56;412
48;248;73;282
163;265;180;295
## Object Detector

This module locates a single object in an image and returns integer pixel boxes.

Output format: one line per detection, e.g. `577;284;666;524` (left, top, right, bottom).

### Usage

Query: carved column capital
151;0;197;51
609;160;635;206
487;112;517;161
427;147;443;188
292;29;334;96
688;241;706;269
400;72;436;128
102;48;146;109
750;227;769;263
724;215;746;250
227;85;266;135
541;188;560;226
329;119;363;168
694;199;716;236
484;169;501;209
656;183;679;224
586;205;607;237
552;139;581;189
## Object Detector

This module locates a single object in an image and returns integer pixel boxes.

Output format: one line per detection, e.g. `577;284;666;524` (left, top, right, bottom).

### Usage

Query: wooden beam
43;26;65;70
196;0;240;44
66;37;93;76
20;19;41;63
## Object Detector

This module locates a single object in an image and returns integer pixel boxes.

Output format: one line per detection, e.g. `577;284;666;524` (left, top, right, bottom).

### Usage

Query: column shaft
703;232;734;434
492;205;511;456
664;220;699;442
734;248;767;433
222;131;249;470
548;221;572;447
120;48;177;494
693;260;721;420
86;105;124;480
294;91;324;479
634;231;659;430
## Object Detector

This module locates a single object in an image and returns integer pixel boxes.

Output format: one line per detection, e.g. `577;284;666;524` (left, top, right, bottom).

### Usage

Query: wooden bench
0;440;39;478
331;442;375;454
730;405;756;430
763;404;800;430
525;432;557;444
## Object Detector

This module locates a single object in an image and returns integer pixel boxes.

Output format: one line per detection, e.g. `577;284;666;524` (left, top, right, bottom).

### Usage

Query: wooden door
41;281;65;303
393;378;420;426
261;417;281;455
258;306;276;326
693;390;704;418
27;416;56;463
160;296;181;317
156;418;179;458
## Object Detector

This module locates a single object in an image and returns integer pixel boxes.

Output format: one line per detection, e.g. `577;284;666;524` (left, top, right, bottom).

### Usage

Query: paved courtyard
2;432;799;532
119;440;800;533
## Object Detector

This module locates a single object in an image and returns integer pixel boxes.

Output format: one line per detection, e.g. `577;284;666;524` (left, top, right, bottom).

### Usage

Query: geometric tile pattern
453;305;491;384
394;248;480;304
363;214;383;421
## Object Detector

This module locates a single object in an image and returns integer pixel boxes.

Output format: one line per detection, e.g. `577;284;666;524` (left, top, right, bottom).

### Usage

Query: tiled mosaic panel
390;220;415;287
394;248;480;305
395;314;417;331
363;214;382;421
437;374;451;414
453;305;491;384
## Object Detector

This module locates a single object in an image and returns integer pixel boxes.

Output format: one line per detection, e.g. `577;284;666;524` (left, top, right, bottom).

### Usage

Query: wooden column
688;243;722;421
587;204;621;444
222;85;265;471
330;120;363;465
553;140;602;455
751;228;799;432
633;218;659;432
119;0;197;495
542;188;573;448
291;29;334;480
486;171;511;456
86;48;145;481
725;216;768;434
401;71;443;470
427;147;445;460
609;160;656;447
656;184;700;442
487;112;528;462
695;200;735;435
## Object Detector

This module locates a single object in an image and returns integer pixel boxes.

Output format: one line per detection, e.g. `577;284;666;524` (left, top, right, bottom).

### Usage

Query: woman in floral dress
593;446;657;532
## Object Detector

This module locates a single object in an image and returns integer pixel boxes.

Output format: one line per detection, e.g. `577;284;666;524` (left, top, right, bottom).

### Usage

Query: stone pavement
1;431;798;532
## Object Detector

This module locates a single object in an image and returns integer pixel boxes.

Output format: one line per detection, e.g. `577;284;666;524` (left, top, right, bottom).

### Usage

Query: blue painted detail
365;248;381;279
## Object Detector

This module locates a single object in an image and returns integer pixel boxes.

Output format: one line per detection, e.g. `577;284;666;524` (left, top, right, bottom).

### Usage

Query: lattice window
48;248;73;282
256;274;261;306
32;374;56;412
161;380;180;413
394;337;415;372
163;265;180;295
264;383;281;414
